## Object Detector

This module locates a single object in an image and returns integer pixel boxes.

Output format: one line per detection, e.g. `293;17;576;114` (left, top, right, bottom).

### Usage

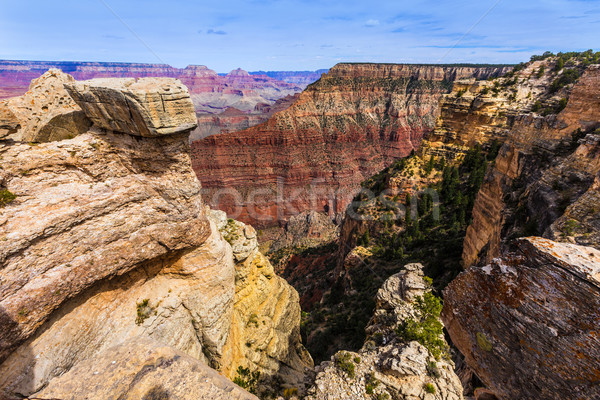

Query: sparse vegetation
396;292;447;359
334;352;356;378
233;366;260;395
0;189;16;207
424;383;436;394
135;299;153;325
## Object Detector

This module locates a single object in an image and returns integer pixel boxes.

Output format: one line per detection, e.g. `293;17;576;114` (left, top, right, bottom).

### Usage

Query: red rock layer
191;63;510;227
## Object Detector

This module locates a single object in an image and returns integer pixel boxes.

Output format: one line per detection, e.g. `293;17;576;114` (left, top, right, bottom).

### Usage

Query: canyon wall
462;64;600;268
191;63;510;227
0;71;310;399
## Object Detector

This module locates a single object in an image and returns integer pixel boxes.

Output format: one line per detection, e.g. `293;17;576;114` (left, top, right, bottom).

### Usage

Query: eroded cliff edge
0;71;311;399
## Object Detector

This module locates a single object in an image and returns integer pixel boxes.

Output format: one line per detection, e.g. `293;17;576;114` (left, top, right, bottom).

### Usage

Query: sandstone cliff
0;73;309;398
443;237;600;400
192;63;510;227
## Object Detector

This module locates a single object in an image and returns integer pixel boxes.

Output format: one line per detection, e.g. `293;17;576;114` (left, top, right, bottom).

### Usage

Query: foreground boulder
37;337;257;400
442;237;600;399
305;264;463;400
0;73;309;398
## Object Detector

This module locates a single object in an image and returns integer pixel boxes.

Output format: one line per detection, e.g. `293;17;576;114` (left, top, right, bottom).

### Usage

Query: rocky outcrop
209;210;313;391
65;77;198;136
270;211;339;253
305;263;463;400
192;63;509;226
36;337;257;400
0;74;308;399
0;69;91;142
442;237;600;400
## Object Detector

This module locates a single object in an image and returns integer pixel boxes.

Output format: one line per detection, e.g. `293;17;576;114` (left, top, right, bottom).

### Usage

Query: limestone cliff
0;69;91;142
191;63;510;226
0;73;308;398
443;237;600;399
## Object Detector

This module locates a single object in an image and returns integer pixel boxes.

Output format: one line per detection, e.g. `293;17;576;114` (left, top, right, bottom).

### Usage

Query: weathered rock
210;211;313;392
65;77;198;136
443;237;600;400
305;263;463;400
0;68;91;142
36;337;257;400
463;64;600;267
270;210;339;252
0;75;309;399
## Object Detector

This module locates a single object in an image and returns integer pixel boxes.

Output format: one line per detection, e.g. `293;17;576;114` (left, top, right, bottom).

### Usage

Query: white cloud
365;19;380;27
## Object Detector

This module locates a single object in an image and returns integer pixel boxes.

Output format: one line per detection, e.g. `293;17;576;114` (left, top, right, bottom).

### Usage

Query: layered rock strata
463;64;600;267
192;63;510;226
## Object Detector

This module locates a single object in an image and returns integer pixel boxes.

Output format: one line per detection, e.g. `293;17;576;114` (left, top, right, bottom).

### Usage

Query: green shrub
135;299;153;325
396;293;447;359
334;352;356;378
424;383;436;394
233;366;260;395
426;360;441;378
550;68;580;93
0;189;16;207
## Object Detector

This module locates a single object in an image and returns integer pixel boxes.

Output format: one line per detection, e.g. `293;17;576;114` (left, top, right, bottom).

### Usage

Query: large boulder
442;237;600;399
65;77;198;136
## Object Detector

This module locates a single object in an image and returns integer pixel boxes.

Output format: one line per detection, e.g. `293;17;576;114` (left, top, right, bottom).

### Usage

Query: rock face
191;95;300;141
209;210;313;391
0;74;309;399
0;68;91;142
36;337;257;400
192;63;510;226
305;263;463;400
443;237;600;400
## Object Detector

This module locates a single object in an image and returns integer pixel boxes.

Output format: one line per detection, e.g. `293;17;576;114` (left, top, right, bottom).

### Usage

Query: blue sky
1;0;599;72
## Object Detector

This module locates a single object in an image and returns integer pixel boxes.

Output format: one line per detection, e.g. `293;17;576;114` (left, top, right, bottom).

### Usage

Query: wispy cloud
206;29;227;35
364;19;380;27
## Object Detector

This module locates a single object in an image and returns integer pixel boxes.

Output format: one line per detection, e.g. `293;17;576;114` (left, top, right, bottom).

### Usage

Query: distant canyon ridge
0;60;326;140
